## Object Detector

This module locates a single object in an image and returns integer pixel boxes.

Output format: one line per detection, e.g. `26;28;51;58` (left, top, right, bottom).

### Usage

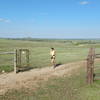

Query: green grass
1;38;100;72
0;65;13;73
0;38;91;72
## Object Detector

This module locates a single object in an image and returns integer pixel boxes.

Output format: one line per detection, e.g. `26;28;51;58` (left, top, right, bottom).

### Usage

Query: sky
0;0;100;39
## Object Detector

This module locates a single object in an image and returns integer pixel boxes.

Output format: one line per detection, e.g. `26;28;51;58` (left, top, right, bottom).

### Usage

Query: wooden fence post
14;49;17;73
87;48;95;84
26;49;29;67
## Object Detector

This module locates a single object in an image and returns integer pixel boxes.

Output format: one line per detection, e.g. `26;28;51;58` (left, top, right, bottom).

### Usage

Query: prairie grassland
0;39;100;72
0;38;93;72
0;39;100;100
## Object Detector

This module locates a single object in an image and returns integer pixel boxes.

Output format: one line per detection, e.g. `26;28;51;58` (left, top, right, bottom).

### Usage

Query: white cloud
80;1;90;5
0;18;11;23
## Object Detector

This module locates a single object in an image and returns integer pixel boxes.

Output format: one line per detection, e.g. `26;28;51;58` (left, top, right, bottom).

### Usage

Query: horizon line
0;37;100;40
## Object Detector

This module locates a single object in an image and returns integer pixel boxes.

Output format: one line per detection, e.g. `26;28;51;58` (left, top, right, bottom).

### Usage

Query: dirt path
0;61;86;95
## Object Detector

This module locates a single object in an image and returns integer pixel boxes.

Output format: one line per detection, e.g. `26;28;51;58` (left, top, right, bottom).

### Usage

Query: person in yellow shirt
50;48;56;68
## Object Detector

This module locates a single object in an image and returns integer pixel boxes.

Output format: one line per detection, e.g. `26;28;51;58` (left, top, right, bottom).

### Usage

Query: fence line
0;52;15;55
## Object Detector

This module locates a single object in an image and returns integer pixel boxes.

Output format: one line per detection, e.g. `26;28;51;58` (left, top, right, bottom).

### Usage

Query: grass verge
0;67;100;100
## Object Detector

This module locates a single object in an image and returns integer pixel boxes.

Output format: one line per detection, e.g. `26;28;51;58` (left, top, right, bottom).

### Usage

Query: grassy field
0;39;93;72
0;38;100;100
1;38;100;72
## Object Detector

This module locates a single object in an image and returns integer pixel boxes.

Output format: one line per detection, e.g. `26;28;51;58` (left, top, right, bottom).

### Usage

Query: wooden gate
15;49;30;73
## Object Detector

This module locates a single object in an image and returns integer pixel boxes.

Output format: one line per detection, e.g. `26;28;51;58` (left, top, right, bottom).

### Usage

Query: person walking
50;48;56;68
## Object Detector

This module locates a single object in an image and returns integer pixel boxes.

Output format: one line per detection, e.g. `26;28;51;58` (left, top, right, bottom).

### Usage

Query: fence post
14;49;17;73
87;48;95;84
26;49;29;67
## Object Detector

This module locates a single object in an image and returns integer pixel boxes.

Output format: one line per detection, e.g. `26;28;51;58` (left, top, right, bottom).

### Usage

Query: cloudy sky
0;0;100;38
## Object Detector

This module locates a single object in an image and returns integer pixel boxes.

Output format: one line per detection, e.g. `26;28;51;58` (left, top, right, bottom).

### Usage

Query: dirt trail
0;61;86;95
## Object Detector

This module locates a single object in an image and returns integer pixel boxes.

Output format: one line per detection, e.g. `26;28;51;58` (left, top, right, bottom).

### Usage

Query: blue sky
0;0;100;38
